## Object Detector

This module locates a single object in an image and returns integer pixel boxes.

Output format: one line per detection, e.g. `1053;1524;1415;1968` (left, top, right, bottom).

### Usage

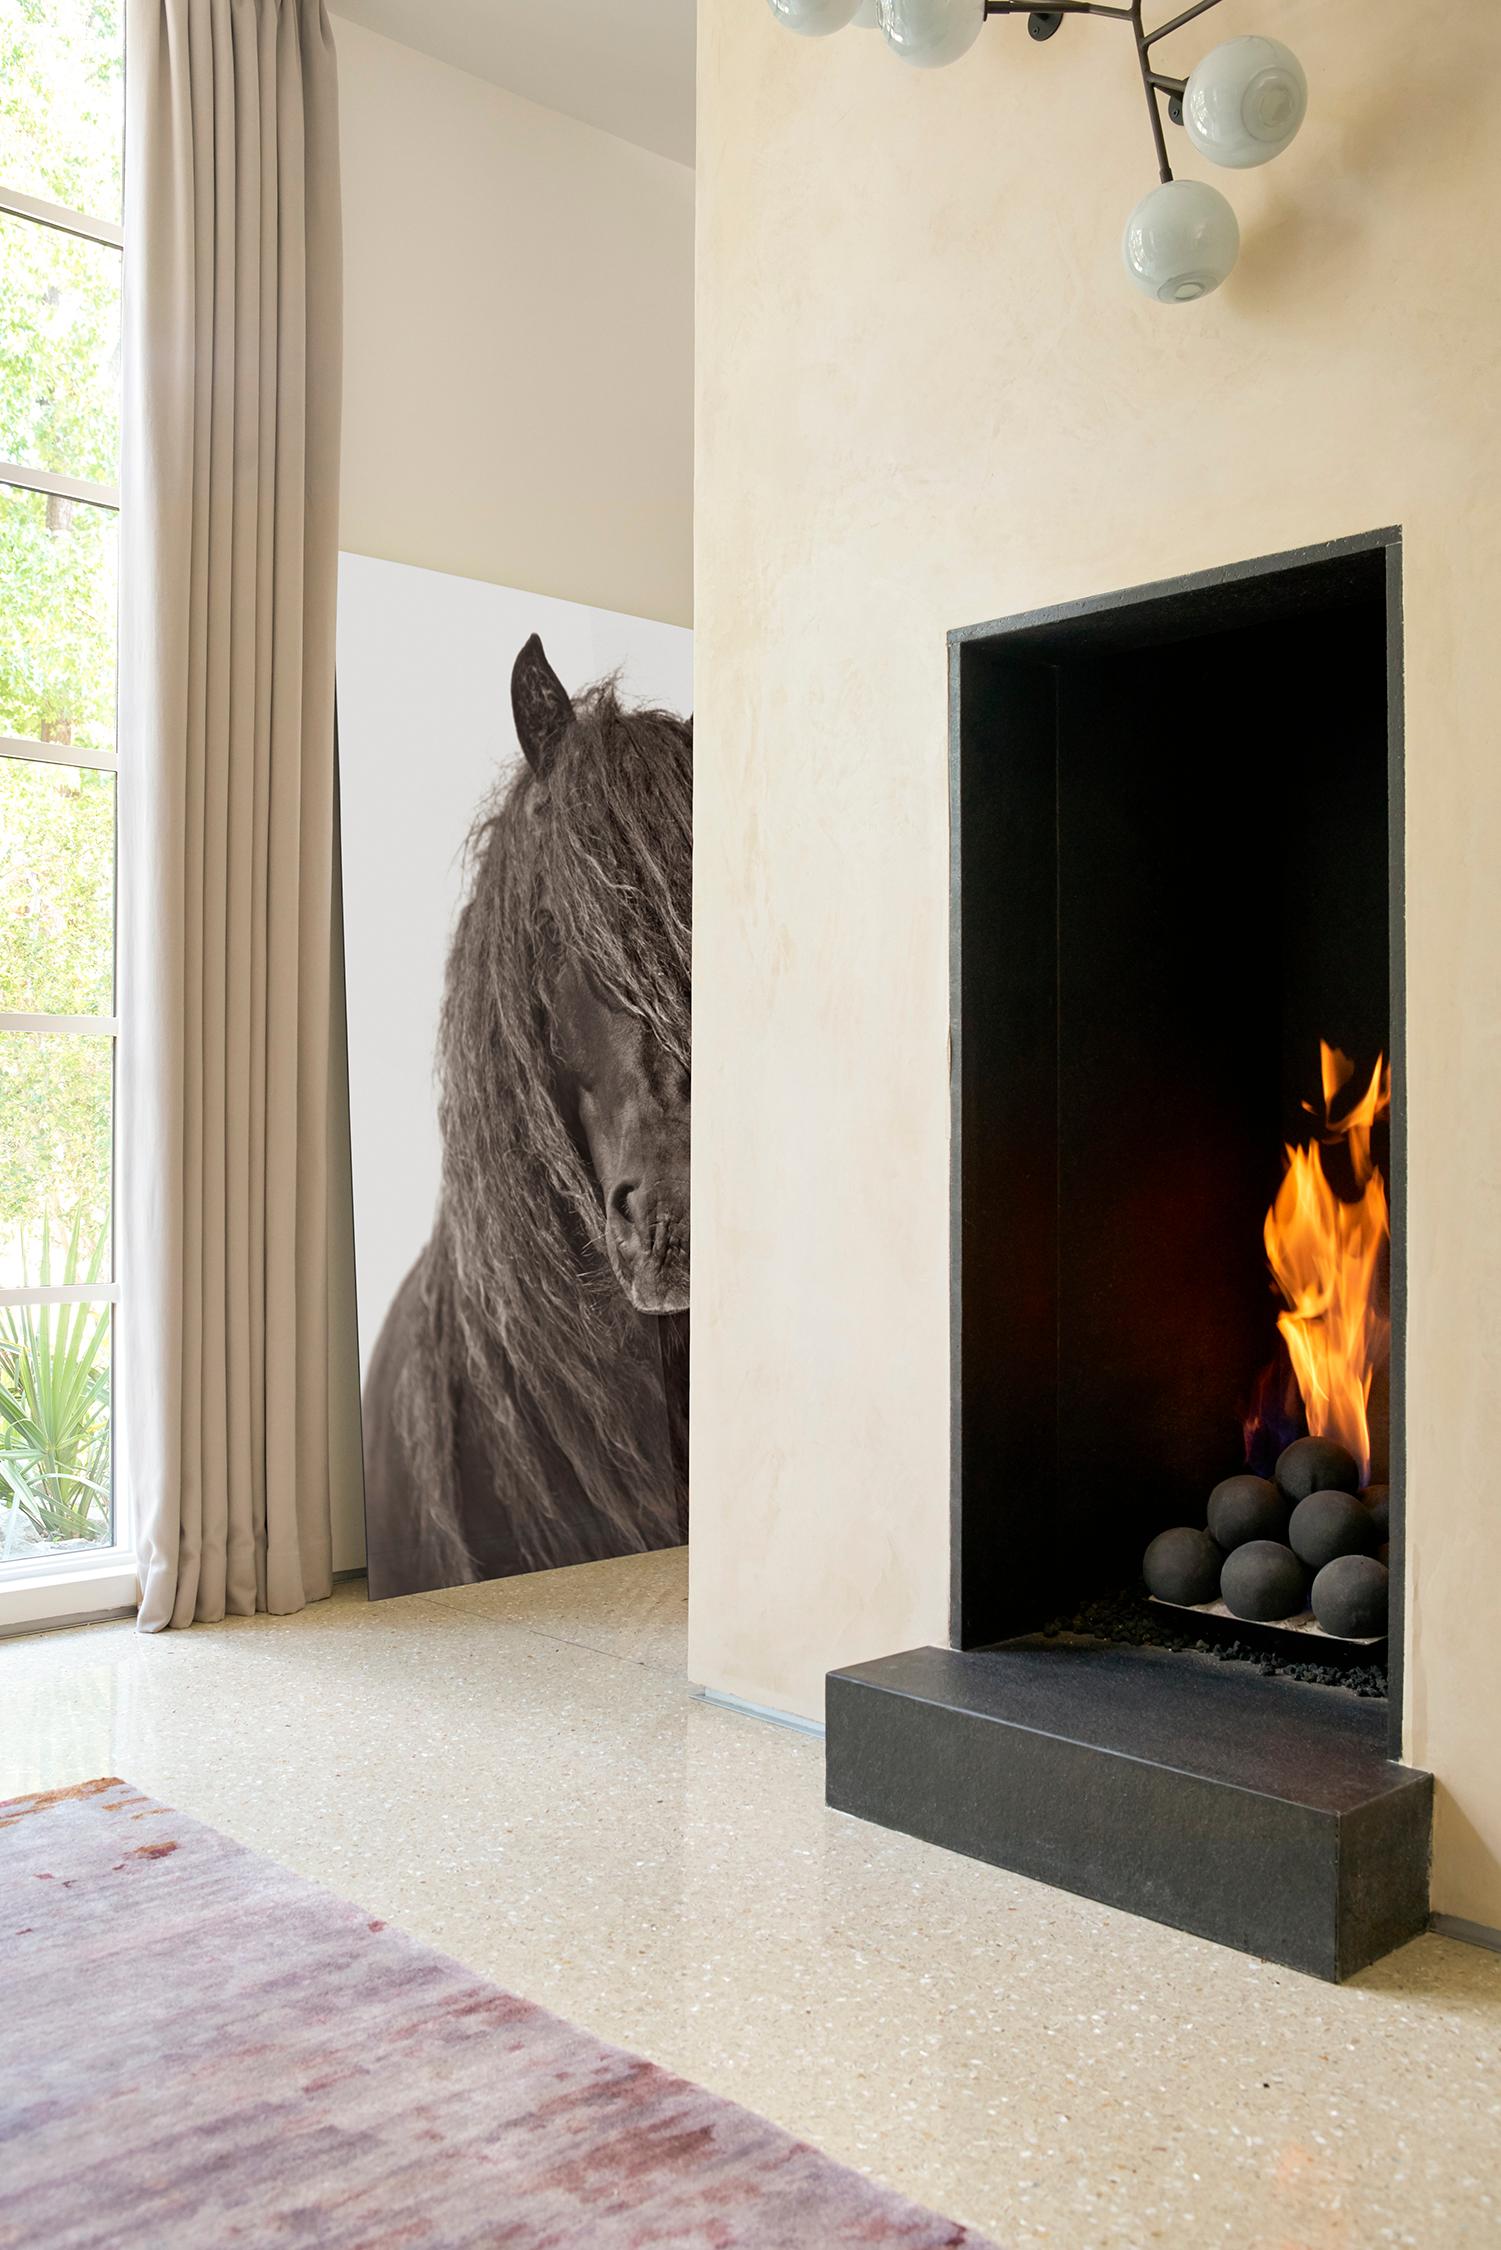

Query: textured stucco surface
689;0;1501;1924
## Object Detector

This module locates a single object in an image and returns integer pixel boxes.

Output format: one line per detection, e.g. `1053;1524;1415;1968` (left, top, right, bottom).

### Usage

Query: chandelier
765;0;1308;303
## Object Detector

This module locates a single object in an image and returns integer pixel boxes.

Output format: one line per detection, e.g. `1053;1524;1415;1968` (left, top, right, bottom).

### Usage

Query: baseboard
0;1603;136;1642
0;1573;364;1643
1430;1912;1501;1955
696;1687;826;1738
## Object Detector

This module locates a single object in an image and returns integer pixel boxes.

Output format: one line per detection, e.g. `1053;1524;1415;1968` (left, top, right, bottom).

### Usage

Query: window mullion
0;1285;121;1310
0;182;122;250
0;460;119;511
0;1013;118;1038
1;734;117;774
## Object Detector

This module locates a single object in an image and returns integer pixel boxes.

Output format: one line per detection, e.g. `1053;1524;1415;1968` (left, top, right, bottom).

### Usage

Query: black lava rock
1041;1586;1387;1695
1143;1526;1224;1606
1362;1484;1391;1543
1289;1489;1380;1572
1275;1435;1360;1502
1311;1553;1390;1639
1220;1539;1308;1622
1207;1473;1287;1552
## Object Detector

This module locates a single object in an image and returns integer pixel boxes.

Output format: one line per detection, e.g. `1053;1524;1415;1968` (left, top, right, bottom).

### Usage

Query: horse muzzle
606;1189;689;1316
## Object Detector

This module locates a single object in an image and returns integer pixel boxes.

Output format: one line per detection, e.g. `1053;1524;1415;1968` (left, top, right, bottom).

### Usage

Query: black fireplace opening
951;532;1404;1720
825;534;1429;1981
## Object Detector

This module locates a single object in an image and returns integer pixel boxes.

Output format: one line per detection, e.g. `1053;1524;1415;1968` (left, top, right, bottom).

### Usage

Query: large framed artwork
337;556;692;1598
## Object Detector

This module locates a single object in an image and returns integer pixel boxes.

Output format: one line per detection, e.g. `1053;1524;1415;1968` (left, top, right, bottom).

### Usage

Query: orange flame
1263;1045;1391;1486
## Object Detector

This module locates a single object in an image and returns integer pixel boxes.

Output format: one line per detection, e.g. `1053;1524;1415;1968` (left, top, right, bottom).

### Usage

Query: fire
1263;1044;1391;1485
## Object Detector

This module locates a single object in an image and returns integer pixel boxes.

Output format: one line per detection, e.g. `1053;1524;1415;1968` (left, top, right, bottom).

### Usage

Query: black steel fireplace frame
945;527;1408;1761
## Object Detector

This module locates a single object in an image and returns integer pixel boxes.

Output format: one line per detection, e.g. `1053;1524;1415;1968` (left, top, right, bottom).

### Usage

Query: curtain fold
119;0;344;1630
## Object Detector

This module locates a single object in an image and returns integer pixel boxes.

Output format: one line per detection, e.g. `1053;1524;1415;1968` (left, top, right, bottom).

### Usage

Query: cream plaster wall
332;15;694;628
690;0;1501;1923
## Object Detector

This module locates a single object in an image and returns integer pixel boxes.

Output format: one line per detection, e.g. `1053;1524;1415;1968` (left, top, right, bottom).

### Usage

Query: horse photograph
336;558;692;1601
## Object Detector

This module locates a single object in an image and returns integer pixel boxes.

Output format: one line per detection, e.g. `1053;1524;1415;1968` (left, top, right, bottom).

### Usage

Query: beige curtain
119;0;346;1630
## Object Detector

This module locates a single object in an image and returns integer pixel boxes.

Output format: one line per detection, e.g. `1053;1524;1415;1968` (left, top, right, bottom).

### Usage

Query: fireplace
825;532;1432;1980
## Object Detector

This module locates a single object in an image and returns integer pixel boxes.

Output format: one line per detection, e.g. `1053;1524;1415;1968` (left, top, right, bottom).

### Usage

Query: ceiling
331;0;696;167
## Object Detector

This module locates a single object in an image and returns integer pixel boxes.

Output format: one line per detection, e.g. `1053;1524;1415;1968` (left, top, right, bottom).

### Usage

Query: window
1;1;125;1597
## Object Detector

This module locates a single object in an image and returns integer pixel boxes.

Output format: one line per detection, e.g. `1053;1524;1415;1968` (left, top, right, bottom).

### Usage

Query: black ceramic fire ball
1143;1526;1224;1606
1289;1489;1380;1573
1311;1553;1390;1639
1275;1435;1360;1503
1362;1484;1391;1543
1220;1539;1308;1622
1206;1473;1287;1552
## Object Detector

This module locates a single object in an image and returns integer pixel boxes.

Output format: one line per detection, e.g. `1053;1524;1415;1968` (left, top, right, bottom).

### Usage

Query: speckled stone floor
4;1547;1498;2248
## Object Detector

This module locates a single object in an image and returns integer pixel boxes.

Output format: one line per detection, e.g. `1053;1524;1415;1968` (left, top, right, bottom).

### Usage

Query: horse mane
391;673;692;1585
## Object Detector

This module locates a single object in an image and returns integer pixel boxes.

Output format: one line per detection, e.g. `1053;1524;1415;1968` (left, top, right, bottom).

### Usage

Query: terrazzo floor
4;1547;1499;2248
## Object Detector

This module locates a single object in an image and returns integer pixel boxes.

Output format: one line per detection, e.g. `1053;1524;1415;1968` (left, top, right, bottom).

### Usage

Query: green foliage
0;1028;112;1285
0;759;114;1290
0;1;123;752
0;754;113;1013
0;484;118;752
0;1210;111;1554
0;1;124;222
0;206;120;482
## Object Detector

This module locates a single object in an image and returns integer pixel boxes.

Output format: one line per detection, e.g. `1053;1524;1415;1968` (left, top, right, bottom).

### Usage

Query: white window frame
0;163;136;1630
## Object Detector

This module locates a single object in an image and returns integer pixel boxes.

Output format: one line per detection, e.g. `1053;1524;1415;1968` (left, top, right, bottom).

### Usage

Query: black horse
362;636;691;1598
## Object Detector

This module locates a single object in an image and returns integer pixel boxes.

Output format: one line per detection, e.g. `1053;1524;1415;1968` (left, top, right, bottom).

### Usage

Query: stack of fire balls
1142;1436;1390;1640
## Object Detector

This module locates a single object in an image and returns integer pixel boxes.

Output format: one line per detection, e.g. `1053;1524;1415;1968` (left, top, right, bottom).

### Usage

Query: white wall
332;14;694;629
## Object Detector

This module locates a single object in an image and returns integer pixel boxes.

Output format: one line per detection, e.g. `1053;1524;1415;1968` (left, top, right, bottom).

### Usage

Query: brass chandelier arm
983;3;1137;20
980;0;1226;35
1133;0;1176;183
1144;0;1229;48
982;0;1233;185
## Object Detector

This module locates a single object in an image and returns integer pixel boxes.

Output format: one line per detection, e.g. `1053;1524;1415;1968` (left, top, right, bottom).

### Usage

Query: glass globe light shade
1122;179;1240;304
879;0;984;70
765;0;861;36
1183;37;1307;169
851;0;882;23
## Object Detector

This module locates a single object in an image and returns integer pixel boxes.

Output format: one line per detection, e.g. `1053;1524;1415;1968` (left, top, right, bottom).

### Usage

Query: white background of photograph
337;553;692;1416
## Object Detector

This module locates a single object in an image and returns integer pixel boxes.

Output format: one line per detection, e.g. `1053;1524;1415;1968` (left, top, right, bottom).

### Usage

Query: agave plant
0;1211;112;1557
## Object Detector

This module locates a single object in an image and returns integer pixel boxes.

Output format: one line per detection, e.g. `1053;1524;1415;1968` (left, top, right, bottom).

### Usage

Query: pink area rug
1;1779;995;2248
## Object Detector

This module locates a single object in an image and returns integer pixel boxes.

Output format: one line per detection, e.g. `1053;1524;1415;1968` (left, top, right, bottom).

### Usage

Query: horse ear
511;634;573;776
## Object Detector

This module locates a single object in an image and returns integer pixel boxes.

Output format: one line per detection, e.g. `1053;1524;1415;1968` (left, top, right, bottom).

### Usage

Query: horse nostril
608;1180;640;1235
